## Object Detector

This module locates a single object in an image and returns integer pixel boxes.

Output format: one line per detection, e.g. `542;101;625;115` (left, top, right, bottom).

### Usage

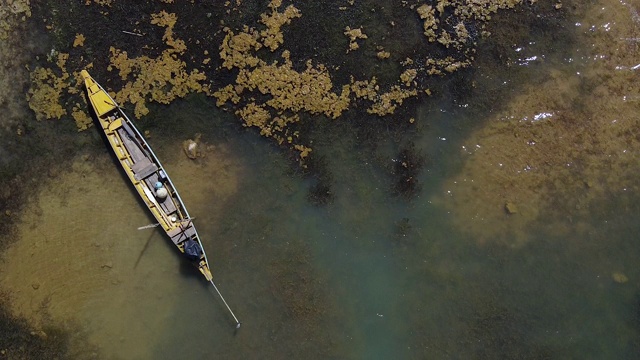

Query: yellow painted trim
107;118;123;133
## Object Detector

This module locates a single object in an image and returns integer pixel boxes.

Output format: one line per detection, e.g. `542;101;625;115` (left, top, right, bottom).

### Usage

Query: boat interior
106;112;197;247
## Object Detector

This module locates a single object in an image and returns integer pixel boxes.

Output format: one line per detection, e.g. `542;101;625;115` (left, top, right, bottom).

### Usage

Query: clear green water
138;58;640;359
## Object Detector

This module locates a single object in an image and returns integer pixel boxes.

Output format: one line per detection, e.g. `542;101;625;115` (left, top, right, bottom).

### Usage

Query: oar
137;222;160;230
210;279;241;329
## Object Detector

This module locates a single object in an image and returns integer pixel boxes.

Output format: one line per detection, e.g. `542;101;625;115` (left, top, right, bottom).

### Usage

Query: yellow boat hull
81;70;213;282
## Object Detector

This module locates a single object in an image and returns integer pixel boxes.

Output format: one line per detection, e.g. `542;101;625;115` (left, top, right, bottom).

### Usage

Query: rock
612;272;628;284
102;261;113;269
504;202;518;214
182;133;202;159
31;283;40;290
183;140;198;159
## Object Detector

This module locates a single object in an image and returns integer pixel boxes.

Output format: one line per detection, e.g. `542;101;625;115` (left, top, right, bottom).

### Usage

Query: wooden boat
81;70;240;327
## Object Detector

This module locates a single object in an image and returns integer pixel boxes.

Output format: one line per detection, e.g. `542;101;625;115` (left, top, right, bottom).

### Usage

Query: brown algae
24;0;528;164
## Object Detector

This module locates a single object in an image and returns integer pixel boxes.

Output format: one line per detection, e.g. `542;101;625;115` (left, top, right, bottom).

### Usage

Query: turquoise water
199;125;638;358
138;71;640;359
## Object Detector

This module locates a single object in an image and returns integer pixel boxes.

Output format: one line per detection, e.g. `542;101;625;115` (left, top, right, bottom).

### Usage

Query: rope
210;280;241;329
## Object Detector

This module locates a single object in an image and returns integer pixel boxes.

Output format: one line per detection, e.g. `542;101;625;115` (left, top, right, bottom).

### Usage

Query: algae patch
26;9;209;128
26;53;70;122
107;11;209;118
25;0;529;165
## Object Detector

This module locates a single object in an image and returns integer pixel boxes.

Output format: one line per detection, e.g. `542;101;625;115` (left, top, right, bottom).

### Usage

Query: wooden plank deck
167;225;197;245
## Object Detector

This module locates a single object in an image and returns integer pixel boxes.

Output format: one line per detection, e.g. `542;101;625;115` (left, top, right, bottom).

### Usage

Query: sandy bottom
0;142;242;358
431;0;640;246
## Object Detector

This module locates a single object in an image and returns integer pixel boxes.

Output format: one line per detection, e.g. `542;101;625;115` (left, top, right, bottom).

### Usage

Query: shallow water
2;0;640;359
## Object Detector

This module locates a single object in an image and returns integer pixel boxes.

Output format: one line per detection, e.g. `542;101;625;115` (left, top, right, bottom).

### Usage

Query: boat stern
199;261;213;281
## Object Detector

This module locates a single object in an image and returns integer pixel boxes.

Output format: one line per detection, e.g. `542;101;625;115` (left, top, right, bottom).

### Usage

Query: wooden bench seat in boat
167;225;197;245
132;161;158;181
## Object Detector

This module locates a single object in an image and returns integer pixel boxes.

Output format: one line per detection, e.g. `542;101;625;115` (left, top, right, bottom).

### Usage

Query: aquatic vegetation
26;54;69;121
0;0;31;40
71;105;92;131
212;0;526;162
25;52;96;130
259;0;301;51
23;0;531;167
107;11;208;118
212;0;425;160
27;9;208;124
376;49;391;59
72;33;85;47
612;272;628;284
504;201;518;214
367;85;418;116
343;26;367;52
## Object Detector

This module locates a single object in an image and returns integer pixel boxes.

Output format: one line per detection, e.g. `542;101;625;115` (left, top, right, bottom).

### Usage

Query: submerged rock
183;140;198;159
182;133;202;159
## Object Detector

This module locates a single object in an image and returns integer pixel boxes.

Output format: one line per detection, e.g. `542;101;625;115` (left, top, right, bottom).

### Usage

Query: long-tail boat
81;70;240;328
